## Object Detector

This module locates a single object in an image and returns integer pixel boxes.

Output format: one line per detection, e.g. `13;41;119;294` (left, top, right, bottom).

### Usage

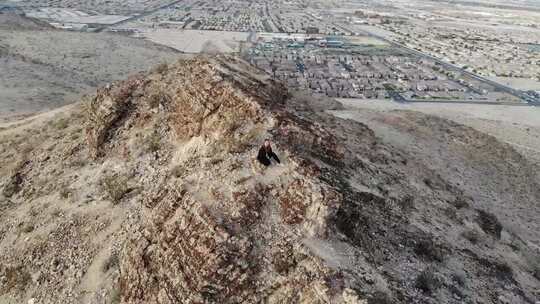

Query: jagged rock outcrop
95;57;353;303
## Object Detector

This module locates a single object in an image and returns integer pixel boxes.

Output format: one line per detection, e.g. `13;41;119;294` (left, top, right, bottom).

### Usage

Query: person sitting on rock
257;139;281;167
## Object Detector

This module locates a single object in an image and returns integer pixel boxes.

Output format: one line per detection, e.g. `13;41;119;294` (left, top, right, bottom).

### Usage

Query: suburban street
338;23;540;106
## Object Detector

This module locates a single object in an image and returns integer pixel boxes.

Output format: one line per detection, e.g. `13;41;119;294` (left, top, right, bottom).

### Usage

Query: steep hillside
0;12;52;30
0;57;538;304
0;13;182;122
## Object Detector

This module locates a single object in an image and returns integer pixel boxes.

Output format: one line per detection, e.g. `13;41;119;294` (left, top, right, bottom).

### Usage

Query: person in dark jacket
257;139;280;166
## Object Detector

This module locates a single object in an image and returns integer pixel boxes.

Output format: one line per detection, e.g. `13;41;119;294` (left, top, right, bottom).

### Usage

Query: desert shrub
443;206;457;221
171;165;185;178
102;252;119;273
476;209;502;239
451;196;469;209
235;175;251;185
2;161;25;198
1;265;32;292
50;208;62;217
152;62;168;74
17;143;34;155
398;195;415;212
507;232;523;252
461;228;481;244
101;174;130;204
367;291;393;304
478;257;513;281
147;91;170;109
415;267;442;294
272;247;296;275
70;158;87;168
414;237;445;262
451;269;467;287
53;117;70;130
110;287;121;304
144;132;161;153
21;223;34;233
533;262;540;280
59;186;72;199
521;251;540;280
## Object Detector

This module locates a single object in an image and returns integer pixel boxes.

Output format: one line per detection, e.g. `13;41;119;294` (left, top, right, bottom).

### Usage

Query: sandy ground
25;8;130;24
0;28;183;122
141;29;249;53
348;35;389;46
333;99;540;164
487;76;540;91
5;0;171;15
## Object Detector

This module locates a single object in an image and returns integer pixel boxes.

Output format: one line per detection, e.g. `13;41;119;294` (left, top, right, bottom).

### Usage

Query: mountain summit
0;57;538;304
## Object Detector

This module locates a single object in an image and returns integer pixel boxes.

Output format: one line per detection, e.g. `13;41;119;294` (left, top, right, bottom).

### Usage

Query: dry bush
415;266;442;294
144;132;161;153
101;174;130;204
451;269;467;287
479;257;513;281
70;158;87;168
223;126;261;154
461;228;481;244
20;223;34;233
2;159;26;198
398;195;415;212
0;265;32;293
476;209;502;239
146;90;171;109
451;196;469;209
235;175;251;185
151;62;168;74
52;117;70;130
367;291;393;304
414;237;445;262
521;250;540;280
171;165;185;178
110;287;121;304
50;208;62;217
102;252;119;273
59;185;72;199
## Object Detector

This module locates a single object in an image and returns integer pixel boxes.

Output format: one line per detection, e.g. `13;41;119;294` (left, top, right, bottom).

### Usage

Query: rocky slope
0;57;539;304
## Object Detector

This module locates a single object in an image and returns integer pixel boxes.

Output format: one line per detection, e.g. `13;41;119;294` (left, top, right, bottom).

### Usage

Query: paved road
339;23;539;105
94;0;185;32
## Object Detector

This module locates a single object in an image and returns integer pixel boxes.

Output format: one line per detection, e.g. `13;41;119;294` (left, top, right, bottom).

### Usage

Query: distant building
326;40;344;48
306;27;319;34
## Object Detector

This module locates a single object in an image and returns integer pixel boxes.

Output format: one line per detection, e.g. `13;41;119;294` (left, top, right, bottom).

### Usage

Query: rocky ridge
0;56;538;304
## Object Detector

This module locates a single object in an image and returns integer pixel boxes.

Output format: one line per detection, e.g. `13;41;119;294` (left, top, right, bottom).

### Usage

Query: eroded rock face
84;57;357;303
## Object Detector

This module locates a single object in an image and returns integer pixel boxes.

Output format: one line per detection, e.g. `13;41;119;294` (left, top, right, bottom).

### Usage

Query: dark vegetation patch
0;264;32;293
335;190;408;265
397;195;415;213
450;196;469;209
478;257;514;282
102;252;119;273
414;236;445;262
2;160;28;198
271;243;296;275
461;228;481;244
100;174;130;204
415;266;442;294
476;210;502;239
367;291;393;304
